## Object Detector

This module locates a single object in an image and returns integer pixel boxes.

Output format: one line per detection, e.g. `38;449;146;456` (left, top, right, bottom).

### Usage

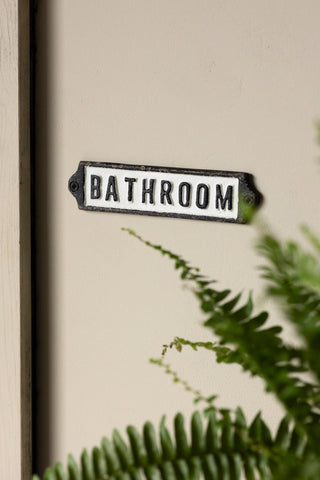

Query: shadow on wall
33;0;52;473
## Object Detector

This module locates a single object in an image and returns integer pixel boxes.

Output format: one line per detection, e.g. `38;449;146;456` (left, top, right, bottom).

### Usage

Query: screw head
70;181;79;192
244;194;254;206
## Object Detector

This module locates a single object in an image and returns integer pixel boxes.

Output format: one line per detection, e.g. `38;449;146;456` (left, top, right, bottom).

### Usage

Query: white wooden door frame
0;1;32;478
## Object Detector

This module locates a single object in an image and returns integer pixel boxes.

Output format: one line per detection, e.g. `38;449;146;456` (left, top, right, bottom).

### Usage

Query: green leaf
101;436;121;475
160;461;177;480
206;410;220;452
43;468;56;480
127;425;148;467
220;410;234;451
67;455;81;480
274;416;291;452
174;459;190;480
81;449;95;480
191;411;205;455
243;455;257;480
54;463;67;480
174;413;190;458
113;430;134;470
143;422;161;464
92;446;107;478
202;454;219;480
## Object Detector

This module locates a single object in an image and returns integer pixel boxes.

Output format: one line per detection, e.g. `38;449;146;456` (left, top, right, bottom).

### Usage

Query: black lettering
125;177;137;201
142;179;155;204
178;182;191;207
196;184;209;209
216;185;233;210
105;175;119;201
90;175;101;199
160;181;173;205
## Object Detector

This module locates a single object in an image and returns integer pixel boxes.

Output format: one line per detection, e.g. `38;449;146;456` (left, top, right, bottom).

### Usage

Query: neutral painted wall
35;0;320;473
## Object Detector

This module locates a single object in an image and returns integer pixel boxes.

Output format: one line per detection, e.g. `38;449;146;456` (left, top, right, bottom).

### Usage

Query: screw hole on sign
245;195;254;205
70;181;79;192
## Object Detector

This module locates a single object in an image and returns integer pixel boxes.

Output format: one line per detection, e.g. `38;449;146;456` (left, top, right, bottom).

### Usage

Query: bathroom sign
68;162;262;224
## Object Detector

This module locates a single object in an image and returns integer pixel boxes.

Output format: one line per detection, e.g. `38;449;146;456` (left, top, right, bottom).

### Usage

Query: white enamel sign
69;162;262;224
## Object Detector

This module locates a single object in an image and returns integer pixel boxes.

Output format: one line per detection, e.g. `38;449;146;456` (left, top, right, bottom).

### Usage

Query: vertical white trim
0;1;31;478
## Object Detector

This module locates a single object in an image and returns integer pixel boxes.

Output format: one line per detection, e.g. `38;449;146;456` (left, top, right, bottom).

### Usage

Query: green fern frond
301;224;320;259
36;227;320;479
172;337;253;371
123;229;320;448
258;234;320;385
274;455;320;480
33;410;307;480
151;336;250;406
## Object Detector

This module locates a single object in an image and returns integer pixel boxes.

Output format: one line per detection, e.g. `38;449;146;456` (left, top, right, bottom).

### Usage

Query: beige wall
36;0;320;471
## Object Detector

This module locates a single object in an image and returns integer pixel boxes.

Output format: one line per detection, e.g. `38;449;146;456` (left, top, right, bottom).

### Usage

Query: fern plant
33;225;320;480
